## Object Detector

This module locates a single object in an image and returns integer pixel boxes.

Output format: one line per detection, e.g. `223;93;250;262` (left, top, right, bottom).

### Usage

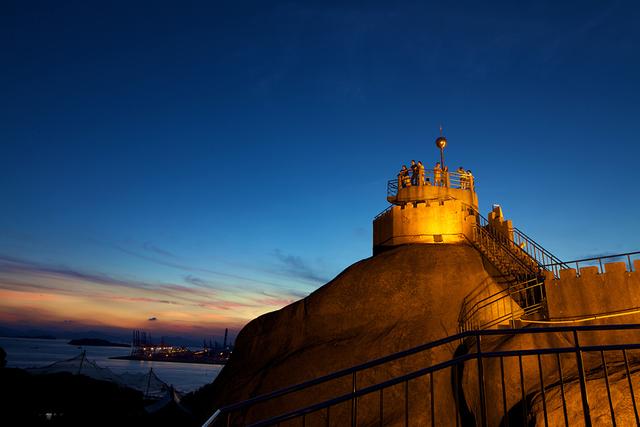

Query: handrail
466;205;567;277
204;332;464;424
511;226;570;272
252;340;640;427
387;169;476;197
470;224;538;280
543;250;640;276
372;205;392;220
204;324;640;427
458;277;545;332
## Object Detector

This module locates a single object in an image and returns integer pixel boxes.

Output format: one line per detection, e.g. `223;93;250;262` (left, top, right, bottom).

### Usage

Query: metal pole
476;332;487;427
572;330;592;426
440;148;445;170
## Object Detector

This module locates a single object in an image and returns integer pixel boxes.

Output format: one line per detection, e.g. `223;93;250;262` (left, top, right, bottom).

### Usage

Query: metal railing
471;222;539;282
204;324;640;427
472;208;568;277
202;330;465;427
372;205;393;220
511;226;570;275
458;277;546;332
543;250;640;278
387;169;476;197
472;208;564;269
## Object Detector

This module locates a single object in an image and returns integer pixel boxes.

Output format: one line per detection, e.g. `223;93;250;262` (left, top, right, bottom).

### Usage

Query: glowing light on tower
435;125;447;168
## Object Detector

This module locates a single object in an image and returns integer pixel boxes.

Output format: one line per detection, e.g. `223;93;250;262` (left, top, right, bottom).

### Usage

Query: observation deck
386;168;478;209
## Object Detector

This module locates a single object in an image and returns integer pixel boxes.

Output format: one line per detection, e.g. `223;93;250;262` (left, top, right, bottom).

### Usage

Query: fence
458;277;546;332
544;251;640;278
203;324;640;427
387;169;475;197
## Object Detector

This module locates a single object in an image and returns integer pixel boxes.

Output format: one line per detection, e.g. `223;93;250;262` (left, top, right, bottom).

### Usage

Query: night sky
2;1;639;341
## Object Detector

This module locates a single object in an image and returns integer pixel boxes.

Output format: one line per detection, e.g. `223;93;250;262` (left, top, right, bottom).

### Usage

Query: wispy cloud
142;242;177;258
0;253;303;335
184;274;218;289
112;244;288;288
272;249;329;284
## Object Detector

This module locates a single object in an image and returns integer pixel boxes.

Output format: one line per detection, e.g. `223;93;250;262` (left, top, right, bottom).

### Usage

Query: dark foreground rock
0;368;198;427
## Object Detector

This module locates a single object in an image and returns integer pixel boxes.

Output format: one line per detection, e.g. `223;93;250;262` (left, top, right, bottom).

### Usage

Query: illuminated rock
190;244;506;425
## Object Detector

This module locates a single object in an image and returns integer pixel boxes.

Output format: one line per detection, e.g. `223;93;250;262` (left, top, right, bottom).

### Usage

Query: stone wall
544;260;640;320
487;205;514;241
372;198;476;252
390;184;478;208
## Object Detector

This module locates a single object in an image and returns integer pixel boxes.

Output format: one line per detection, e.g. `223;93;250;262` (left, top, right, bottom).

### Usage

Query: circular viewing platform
386;168;478;209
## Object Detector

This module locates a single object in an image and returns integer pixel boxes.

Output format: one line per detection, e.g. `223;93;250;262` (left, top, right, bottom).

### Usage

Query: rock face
190;244;503;425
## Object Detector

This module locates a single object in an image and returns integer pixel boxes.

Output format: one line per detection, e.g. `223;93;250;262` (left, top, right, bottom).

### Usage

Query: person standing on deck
434;162;442;186
410;160;418;186
398;165;410;188
417;161;425;186
457;166;467;189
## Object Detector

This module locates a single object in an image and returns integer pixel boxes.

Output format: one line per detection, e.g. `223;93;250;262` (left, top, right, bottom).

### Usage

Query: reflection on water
0;337;222;393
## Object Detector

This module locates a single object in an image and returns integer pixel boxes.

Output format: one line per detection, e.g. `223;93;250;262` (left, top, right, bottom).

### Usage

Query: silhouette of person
434;162;442;186
398;165;410;188
457;166;467;189
466;169;474;191
410;160;418;186
417;161;425;186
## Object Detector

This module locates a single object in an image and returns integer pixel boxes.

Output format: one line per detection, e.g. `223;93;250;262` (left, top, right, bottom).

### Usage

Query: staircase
461;206;568;330
470;222;538;282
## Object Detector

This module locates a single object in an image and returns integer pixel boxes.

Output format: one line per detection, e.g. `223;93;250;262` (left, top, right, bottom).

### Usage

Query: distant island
68;338;130;348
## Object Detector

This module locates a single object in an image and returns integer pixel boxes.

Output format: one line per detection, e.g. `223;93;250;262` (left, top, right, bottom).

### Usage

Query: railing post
352;371;357;427
572;330;592;426
509;285;515;327
476;332;487;427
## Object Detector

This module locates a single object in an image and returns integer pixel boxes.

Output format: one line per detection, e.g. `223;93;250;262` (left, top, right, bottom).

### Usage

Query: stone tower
373;161;478;255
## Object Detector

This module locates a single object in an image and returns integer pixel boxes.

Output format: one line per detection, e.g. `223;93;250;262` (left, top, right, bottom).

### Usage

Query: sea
0;336;222;394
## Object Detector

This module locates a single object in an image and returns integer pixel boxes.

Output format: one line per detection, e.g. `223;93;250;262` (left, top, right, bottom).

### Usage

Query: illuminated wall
544;260;640;322
373;185;479;254
373;198;477;253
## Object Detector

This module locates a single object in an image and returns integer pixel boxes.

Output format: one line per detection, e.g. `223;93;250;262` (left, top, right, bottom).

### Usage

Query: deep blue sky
1;0;639;338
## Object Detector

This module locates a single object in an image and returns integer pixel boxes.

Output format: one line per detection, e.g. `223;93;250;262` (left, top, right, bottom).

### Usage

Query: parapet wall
390;185;478;209
373;198;476;253
544;260;640;321
487;205;514;241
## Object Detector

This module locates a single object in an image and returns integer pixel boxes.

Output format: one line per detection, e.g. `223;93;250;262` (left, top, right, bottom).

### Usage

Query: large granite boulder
188;244;501;425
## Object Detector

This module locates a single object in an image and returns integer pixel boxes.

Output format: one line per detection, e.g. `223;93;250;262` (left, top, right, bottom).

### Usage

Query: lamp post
435;128;447;168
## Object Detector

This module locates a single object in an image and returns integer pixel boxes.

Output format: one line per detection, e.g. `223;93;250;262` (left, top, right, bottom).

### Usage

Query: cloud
0;254;302;311
272;249;329;284
184;274;218;289
112;245;288;288
0;254;152;291
0;254;218;306
0;252;308;339
142;242;177;258
148;317;157;321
